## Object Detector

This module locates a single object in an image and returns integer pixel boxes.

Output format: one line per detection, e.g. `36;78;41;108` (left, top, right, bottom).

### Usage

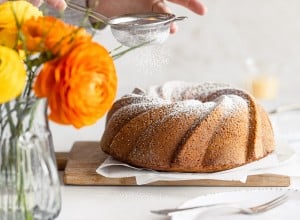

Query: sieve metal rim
109;13;176;30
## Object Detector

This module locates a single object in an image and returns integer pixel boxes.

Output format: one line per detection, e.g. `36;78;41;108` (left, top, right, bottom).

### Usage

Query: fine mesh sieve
67;2;186;47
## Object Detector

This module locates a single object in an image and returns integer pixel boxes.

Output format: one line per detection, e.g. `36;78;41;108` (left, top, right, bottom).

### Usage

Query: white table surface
56;182;300;220
56;111;300;220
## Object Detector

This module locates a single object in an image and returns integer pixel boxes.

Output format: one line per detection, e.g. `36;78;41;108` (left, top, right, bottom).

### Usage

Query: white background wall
51;0;300;152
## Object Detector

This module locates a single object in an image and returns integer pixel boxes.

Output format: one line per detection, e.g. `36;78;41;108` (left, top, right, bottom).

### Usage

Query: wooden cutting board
56;141;290;186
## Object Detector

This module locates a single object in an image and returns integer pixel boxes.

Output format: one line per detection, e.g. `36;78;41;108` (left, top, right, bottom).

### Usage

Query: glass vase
0;98;61;220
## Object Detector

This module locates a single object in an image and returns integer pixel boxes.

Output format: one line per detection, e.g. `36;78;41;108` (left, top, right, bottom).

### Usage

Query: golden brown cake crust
100;81;275;172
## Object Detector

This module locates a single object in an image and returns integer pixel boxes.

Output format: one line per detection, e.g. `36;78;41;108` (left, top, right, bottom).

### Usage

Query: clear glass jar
0;98;61;220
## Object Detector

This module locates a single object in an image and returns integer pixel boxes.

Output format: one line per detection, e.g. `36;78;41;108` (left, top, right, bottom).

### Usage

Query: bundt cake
100;81;275;172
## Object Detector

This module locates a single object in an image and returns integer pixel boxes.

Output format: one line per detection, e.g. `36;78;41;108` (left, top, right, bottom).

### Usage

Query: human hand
44;0;67;10
88;0;207;33
154;0;207;32
0;0;68;10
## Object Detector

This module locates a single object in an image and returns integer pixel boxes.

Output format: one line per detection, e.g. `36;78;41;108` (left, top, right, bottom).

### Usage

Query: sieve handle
174;16;188;22
67;1;110;24
163;16;187;25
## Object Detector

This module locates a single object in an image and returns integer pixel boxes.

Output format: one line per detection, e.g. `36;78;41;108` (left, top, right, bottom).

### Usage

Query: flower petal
34;41;117;128
0;46;26;103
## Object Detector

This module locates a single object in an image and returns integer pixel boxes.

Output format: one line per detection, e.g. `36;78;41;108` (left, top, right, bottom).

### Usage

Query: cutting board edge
63;172;290;186
61;141;291;187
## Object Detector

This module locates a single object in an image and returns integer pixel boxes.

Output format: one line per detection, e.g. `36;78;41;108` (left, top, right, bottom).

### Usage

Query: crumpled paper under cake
96;137;299;185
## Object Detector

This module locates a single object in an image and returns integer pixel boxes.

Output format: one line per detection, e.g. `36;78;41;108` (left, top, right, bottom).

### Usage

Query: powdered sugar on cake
146;81;232;101
113;81;249;121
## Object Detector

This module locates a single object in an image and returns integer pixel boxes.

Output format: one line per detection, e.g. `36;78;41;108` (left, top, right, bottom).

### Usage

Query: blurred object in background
252;74;279;100
245;58;279;100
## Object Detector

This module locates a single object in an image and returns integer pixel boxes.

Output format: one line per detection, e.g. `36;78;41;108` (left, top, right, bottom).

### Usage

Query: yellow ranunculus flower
0;0;42;48
0;46;26;104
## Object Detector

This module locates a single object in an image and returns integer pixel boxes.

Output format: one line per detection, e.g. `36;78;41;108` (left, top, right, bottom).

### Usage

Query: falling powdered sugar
125;44;170;78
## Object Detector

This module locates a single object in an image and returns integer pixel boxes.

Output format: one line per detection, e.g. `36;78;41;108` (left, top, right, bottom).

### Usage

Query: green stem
4;102;16;136
28;100;40;131
18;154;34;220
111;41;153;60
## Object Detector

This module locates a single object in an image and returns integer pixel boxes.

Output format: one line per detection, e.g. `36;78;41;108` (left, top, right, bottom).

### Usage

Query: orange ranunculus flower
34;41;117;128
21;16;92;56
0;0;42;48
0;46;26;104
